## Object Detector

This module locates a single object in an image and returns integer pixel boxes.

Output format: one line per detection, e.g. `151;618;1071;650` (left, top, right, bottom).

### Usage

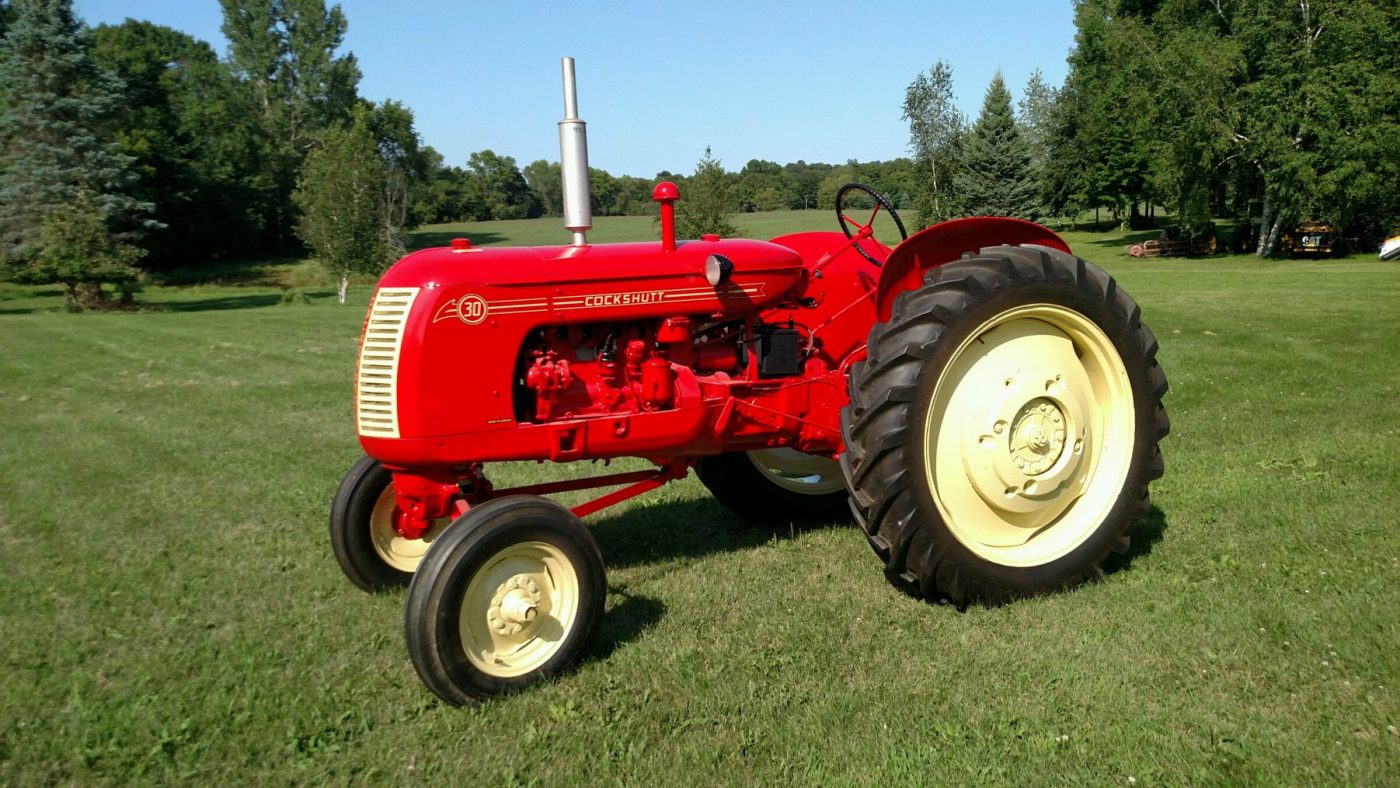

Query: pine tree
953;72;1039;220
674;147;737;239
1018;69;1058;220
0;0;153;292
294;106;388;304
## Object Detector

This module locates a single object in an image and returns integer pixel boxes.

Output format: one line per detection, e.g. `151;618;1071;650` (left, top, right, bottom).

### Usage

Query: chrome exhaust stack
558;57;592;246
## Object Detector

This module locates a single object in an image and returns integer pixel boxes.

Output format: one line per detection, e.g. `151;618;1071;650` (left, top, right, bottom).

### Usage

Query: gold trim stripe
553;284;766;311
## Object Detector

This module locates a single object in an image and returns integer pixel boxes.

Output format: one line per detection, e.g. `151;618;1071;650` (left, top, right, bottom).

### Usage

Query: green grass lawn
2;213;1398;783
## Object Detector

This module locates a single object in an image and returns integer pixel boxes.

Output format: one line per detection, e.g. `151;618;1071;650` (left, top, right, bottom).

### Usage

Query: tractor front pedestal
392;459;689;529
387;469;465;540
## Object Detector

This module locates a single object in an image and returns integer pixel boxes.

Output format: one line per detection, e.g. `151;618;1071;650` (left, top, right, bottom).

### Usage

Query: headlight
705;254;734;286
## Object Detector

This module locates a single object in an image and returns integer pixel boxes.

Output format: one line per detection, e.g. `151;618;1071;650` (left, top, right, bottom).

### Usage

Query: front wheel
404;496;606;704
841;246;1169;605
329;455;450;592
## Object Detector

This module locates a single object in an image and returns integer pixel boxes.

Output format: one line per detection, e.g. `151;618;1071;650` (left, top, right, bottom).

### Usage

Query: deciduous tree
465;150;539;220
1056;0;1400;252
735;159;794;213
1224;0;1400;253
92;20;266;268
29;191;145;309
219;0;361;251
366;99;427;256
1054;1;1153;227
902;60;964;226
294;107;388;303
523;159;562;217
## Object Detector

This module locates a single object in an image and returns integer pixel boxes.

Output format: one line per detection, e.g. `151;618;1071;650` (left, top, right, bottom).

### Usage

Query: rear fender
875;217;1070;321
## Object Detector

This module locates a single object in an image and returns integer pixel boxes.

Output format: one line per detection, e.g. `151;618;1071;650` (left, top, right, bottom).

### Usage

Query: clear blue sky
74;1;1076;177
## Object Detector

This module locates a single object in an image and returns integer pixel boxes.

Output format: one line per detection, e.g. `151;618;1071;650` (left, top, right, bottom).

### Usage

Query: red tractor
330;59;1169;704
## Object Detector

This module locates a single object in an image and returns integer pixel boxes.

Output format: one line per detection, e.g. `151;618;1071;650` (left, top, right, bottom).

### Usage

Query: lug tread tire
841;246;1169;607
404;496;606;705
329;455;409;592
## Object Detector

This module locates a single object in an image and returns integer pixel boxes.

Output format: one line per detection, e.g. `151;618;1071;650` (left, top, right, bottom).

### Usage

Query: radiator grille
355;287;419;438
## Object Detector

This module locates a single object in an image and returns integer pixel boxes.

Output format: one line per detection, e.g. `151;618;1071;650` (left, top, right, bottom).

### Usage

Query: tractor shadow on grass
585;588;667;664
160;290;339;312
579;499;1164;658
1103;504;1168;574
588;497;839;571
580;498;844;660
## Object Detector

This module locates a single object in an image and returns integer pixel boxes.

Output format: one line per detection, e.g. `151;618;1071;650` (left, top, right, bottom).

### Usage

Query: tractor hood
378;237;804;301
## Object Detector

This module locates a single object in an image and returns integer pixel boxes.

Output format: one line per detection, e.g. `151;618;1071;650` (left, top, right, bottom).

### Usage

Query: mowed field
2;211;1398;783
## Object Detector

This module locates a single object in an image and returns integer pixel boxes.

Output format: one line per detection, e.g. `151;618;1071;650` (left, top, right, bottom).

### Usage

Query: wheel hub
925;304;1138;566
456;539;582;680
488;574;543;635
951;319;1098;528
1010;398;1066;476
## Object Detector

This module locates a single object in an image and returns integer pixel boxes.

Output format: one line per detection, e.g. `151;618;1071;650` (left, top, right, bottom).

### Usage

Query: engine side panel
359;237;807;457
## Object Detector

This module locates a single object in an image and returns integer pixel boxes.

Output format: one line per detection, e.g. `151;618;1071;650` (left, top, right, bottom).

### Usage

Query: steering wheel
835;183;908;266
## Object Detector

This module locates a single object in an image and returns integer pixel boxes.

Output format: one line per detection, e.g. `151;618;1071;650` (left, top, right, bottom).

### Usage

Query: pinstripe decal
432;284;766;325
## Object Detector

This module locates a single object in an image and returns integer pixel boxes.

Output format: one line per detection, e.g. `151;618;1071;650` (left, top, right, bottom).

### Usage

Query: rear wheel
329;455;450;592
404;496;606;704
841;246;1169;605
696;449;850;523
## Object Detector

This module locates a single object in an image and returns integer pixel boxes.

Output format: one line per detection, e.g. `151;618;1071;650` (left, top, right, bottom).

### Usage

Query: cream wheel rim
922;304;1135;567
369;486;449;573
459;540;580;678
747;448;846;495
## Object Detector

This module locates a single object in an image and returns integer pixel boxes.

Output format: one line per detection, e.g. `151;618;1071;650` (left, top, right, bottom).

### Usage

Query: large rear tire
841;246;1169;605
404;496;606;704
696;449;850;523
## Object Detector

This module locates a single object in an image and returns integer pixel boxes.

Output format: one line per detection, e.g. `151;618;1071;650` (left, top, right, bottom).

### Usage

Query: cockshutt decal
580;290;664;307
433;284;766;325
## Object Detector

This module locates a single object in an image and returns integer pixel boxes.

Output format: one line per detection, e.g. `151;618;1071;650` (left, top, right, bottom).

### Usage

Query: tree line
3;0;1396;309
1045;0;1399;254
0;0;931;308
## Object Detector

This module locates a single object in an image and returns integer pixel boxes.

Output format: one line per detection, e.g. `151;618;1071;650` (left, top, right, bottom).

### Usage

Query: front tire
329;455;449;592
841;246;1169;605
404;496;606;704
